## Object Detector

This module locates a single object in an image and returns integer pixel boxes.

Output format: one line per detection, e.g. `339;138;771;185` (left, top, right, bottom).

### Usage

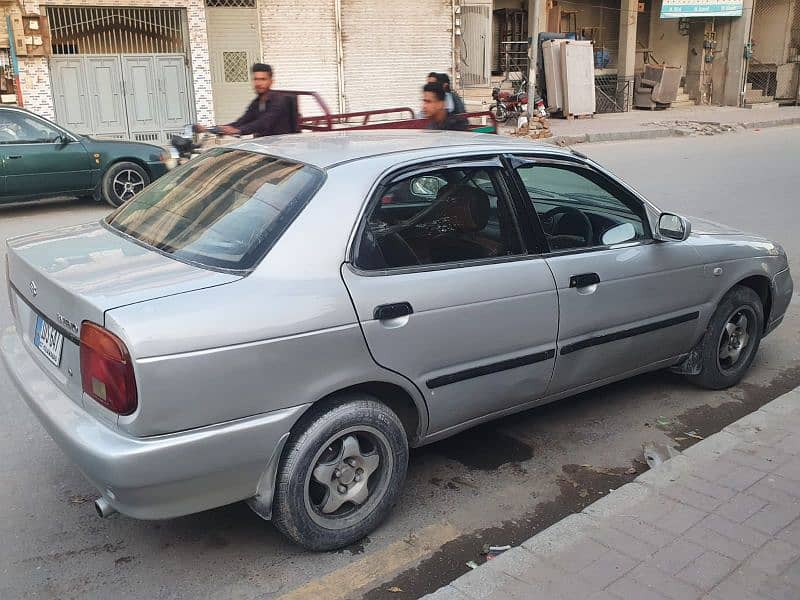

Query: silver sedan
1;131;792;550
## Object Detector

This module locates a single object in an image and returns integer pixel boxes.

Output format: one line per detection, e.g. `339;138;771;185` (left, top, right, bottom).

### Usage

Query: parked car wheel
271;395;409;551
687;285;764;390
101;161;150;207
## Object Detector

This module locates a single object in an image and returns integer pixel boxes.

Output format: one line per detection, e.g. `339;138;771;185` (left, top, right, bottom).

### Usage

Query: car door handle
374;302;414;320
7;155;22;159
569;273;600;288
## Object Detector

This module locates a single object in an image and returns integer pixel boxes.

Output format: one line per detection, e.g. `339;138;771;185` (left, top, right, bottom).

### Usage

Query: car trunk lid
6;221;240;412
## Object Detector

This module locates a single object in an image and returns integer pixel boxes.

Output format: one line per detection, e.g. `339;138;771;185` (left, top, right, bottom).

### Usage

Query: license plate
34;316;64;367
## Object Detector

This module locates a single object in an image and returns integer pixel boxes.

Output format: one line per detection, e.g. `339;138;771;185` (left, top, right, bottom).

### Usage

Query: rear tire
687;285;764;390
271;395;409;551
101;161;149;208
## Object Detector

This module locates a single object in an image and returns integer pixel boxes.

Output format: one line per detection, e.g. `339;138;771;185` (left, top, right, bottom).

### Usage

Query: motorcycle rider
196;63;295;137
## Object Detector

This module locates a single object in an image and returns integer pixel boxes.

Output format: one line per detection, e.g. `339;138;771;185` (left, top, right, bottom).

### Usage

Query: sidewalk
527;104;800;145
425;387;800;600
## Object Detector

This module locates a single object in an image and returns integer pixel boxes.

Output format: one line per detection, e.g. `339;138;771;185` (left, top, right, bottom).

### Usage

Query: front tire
687;285;764;390
271;395;409;551
490;103;509;123
101;161;149;208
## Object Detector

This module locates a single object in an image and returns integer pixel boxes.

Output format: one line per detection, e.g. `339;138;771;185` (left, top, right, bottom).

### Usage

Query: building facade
1;0;797;141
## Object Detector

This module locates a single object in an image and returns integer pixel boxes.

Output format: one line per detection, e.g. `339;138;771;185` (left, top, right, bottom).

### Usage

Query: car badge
29;280;37;297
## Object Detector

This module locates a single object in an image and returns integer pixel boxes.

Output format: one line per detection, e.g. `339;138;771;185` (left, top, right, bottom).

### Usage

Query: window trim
0;108;78;145
505;153;654;257
350;156;529;274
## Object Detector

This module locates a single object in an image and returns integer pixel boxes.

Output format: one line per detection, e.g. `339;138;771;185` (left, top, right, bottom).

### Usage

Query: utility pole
527;0;544;116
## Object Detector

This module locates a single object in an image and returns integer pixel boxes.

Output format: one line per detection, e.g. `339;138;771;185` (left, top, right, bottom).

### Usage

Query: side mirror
410;175;446;198
658;213;691;242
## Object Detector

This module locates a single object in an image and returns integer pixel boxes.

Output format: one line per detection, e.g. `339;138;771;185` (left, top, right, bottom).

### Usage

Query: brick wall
19;57;55;118
17;0;213;124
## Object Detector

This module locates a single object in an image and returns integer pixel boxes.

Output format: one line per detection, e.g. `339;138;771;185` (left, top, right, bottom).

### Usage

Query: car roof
230;130;576;169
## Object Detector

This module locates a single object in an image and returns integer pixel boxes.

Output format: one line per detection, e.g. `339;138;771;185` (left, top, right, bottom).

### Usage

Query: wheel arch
730;274;772;332
292;380;427;446
102;157;153;179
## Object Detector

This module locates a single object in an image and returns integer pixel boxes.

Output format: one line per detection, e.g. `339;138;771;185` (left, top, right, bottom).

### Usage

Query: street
1;126;798;600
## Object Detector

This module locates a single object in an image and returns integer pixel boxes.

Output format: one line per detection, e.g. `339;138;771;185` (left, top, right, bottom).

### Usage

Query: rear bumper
1;325;306;519
766;267;793;336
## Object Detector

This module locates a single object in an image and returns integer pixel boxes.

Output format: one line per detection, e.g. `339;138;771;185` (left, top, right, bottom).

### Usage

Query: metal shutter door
259;0;341;114
341;0;453;113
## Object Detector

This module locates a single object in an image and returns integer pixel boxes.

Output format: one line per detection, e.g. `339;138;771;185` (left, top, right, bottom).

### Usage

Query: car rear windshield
105;148;324;271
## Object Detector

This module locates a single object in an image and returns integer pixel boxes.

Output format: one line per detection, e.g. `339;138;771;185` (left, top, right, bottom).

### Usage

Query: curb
548;115;800;146
424;385;800;599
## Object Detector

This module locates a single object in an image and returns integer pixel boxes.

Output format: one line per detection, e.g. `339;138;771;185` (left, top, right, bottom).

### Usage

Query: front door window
515;163;648;251
0;111;63;144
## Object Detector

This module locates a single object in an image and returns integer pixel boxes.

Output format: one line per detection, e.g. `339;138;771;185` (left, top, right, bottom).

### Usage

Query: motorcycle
489;84;528;124
168;124;225;166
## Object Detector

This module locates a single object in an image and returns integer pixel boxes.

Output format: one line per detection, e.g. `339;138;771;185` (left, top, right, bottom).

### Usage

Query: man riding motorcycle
195;63;296;137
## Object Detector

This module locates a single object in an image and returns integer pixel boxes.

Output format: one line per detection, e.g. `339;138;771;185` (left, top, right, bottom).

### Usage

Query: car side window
357;166;524;270
0;111;62;144
515;163;648;252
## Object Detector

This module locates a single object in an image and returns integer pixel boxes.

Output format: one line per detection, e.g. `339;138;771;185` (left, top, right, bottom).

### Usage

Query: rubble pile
646;120;740;136
515;115;553;140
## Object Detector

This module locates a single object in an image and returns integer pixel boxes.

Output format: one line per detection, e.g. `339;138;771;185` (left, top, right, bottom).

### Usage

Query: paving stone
728;447;792;473
606;515;676;548
577;548;640;589
705;564;773;598
628;563;703;600
779;432;800;456
699;514;769;548
774;461;800;483
746;477;800;507
548;538;608;573
767;475;800;499
589;525;661;560
746;539;800;576
716;493;769;523
644;500;708;536
661;483;723;512
649;539;706;575
677;551;738;591
715;465;767;492
509;561;601;599
586;591;624;600
606;576;671;600
776;515;800;545
683;525;754;561
744;503;800;536
678;474;738;502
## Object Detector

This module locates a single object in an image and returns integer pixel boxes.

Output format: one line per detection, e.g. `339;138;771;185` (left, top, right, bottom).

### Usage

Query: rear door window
106;148;324;271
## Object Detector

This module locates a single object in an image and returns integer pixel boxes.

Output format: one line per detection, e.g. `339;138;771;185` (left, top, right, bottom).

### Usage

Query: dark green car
0;106;171;207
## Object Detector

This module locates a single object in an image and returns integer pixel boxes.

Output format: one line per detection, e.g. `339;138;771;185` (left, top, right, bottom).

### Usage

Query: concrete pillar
618;0;639;82
721;0;755;106
618;0;639;107
527;0;546;115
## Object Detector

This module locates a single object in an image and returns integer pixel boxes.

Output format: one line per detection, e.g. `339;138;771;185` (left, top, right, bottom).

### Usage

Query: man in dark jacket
422;83;469;131
198;63;295;137
427;72;466;115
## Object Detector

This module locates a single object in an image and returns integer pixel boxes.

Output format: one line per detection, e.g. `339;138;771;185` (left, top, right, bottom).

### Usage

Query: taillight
80;322;137;416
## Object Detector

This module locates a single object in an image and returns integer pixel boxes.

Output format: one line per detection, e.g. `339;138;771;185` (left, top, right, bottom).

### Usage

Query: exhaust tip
94;496;117;518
